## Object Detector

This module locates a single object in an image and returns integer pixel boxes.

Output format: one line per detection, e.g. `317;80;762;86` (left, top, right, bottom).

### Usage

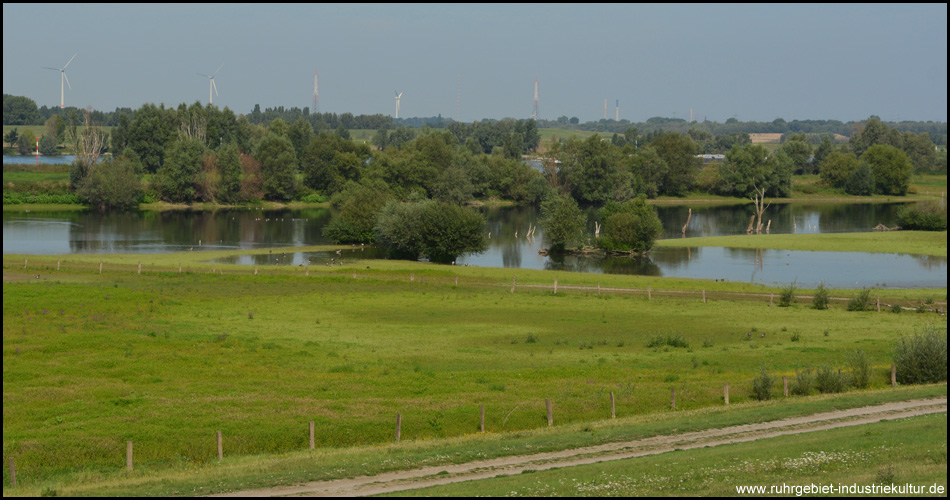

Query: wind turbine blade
199;72;210;78
63;72;71;90
212;79;218;96
212;63;224;76
63;53;77;69
43;66;60;71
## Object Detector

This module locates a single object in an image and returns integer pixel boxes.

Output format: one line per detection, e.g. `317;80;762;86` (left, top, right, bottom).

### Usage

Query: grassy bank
656;231;949;257
392;411;946;497
3;251;945;493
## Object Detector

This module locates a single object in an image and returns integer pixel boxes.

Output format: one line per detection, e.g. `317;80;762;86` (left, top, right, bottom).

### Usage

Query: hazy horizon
3;4;947;123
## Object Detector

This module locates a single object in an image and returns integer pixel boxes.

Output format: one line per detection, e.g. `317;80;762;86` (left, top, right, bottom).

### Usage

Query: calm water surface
3;203;944;288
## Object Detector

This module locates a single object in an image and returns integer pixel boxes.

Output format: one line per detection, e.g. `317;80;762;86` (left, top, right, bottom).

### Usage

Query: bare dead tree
682;207;692;237
750;180;771;234
76;107;105;168
178;106;207;143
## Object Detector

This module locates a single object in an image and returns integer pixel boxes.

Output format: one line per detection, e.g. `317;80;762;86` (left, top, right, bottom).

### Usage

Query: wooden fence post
671;387;675;410
309;421;315;449
546;398;553;426
610;391;616;418
138;261;142;275
396;413;402;442
648;284;652;301
100;261;103;274
217;431;223;460
305;265;309;277
480;405;485;433
724;383;729;404
770;291;774;307
891;365;897;387
455;275;458;286
127;441;133;471
703;288;706;303
410;273;414;282
24;257;28;269
57;259;61;271
9;457;16;488
783;376;789;397
554;278;558;294
179;263;182;274
254;266;258;275
511;275;516;293
877;296;881;312
597;282;601;296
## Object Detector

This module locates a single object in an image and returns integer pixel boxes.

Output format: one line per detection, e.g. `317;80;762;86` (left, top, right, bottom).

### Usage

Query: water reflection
3;202;943;288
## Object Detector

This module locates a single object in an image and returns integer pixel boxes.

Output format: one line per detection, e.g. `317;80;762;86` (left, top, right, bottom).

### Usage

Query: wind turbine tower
394;91;403;119
604;99;607;120
43;53;76;109
532;78;539;120
616;100;619;121
313;71;320;113
199;64;223;105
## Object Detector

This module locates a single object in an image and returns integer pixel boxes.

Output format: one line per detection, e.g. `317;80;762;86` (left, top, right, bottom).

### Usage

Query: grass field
390;411;946;497
656;230;948;257
3;247;946;493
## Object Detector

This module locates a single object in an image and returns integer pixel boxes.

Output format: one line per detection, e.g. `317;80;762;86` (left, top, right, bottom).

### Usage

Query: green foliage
893;324;947;384
431;165;474;205
718;143;791;198
39;134;58;155
847;288;873;312
780;135;813;174
323;183;392;243
3;126;18;145
861;144;913;196
538;193;586;252
597;195;663;253
778;282;797;307
815;365;846;393
2;94;39;125
845;163;875;196
126;103;176;174
649;132;700;196
812;282;830;310
158;138;205;202
255;133;298;201
848;349;871;389
77;157;142;210
2;192;81;204
812;136;834;172
646;334;689;349
16;128;35;155
819;151;859;190
374;199;487;263
215;143;242;203
300;133;368;195
896;200;947;230
751;366;775;401
791;368;815;396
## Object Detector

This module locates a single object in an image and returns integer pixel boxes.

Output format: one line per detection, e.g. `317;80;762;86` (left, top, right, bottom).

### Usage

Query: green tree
216;143;242;203
860;144;912;195
77;157;142;210
597;195;663;254
845;162;874;196
126;103;176;173
649;132;700;196
158;138;205;202
3;127;18;146
374;200;486;263
38;135;57;155
255;133;298;200
819;151;859;189
323;183;392;243
431;165;474;204
901;132;936;172
16;129;35;155
2;94;39;125
779;134;813;174
539;193;587;252
373;128;389;150
850;116;890;157
718;143;791;198
812;135;834;172
287;117;314;159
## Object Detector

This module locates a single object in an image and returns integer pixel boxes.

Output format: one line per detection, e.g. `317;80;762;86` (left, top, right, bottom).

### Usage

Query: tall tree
539;193;587;252
254;133;298;200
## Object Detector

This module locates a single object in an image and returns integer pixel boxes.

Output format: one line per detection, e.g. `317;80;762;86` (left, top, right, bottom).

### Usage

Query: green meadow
656;230;948;257
2;247;946;493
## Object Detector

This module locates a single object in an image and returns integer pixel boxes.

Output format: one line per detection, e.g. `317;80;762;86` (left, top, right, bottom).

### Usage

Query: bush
646;334;689;349
815;365;846;393
596;195;664;254
778;282;797;307
374;199;487;263
791;368;815;396
893;324;947;384
896;200;947;231
538;193;586;252
812;282;830;310
77;157;142;210
848;349;871;389
324;184;392;244
847;287;872;311
752;366;775;401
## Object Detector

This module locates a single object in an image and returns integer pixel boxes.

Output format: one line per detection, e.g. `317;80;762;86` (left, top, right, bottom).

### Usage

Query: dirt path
212;397;946;497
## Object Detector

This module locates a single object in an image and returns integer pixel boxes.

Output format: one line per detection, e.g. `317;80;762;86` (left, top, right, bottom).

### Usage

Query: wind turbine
199;64;224;105
394;91;403;119
43;53;76;109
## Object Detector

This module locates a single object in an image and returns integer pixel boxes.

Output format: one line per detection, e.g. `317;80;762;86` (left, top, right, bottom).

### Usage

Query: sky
3;3;947;124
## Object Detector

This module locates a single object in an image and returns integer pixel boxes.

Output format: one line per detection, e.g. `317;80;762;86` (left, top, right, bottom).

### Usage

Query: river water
2;202;945;288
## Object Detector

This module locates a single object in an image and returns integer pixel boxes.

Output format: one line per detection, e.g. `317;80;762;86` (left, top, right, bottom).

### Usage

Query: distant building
696;154;725;163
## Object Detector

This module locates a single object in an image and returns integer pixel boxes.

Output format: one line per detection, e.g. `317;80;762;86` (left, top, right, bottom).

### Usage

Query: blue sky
3;3;947;123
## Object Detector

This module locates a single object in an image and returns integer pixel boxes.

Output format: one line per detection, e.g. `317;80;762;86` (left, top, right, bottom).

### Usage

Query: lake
3;202;945;289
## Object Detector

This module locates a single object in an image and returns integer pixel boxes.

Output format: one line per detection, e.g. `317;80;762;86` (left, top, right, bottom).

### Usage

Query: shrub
538;193;586;252
791;368;815;396
848;349;871;389
778;282;797;307
647;334;690;349
812;282;830;310
896;200;947;231
77;157;142;210
893;324;947;384
596;195;664;254
847;287;872;311
815;365;846;393
752;366;775;401
890;303;902;314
